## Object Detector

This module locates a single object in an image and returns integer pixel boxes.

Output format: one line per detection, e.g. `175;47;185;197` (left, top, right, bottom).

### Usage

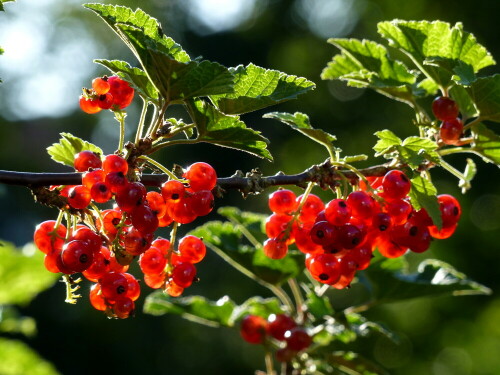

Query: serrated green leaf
211;63;315;115
84;3;190;62
400;136;440;168
408;175;442;229
0;306;36;337
364;257;491;304
0;338;60;375
471;123;500;164
189;207;304;286
378;20;495;88
217;206;268;243
416;77;440;96
117;25;235;101
186;99;272;160
373;129;402;156
0;242;59;306
143;293;236;327
263;112;337;157
467;74;500;122
229;297;283;325
94;59;159;102
46;133;103;168
458;158;477;193
322;38;417;103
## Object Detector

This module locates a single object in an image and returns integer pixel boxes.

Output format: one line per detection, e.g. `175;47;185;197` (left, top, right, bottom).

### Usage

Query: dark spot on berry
117;285;126;295
352;237;360;245
319;273;329;281
141;238;148;247
79;254;88;263
453;206;459;216
316;230;325;238
409;226;418;236
171;193;180;200
69;190;76;199
339;201;347;208
112;218;121;226
99;94;106;101
379;225;388;231
400;174;409;182
99;184;107;192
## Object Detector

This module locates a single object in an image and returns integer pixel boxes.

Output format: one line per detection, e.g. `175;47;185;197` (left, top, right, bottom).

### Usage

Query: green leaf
144;293;236;327
0;242;59;306
408;175;442;229
230;297;284;324
323;351;390;375
364;257;491;304
467;75;500;122
378;20;495;88
46;133;103;168
458;158;477;193
0;338;60;375
471;123;500;164
0;0;15;12
321;38;418;103
373;130;402;156
0;306;36;337
263;112;338;157
211;63;315;115
400;136;440;168
305;292;334;320
94;59;159;102
116;25;235;102
189;207;304;286
186;99;272;160
84;3;190;62
449;85;478;119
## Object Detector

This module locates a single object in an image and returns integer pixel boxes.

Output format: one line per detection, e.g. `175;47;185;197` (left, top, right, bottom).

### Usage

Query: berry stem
287;278;305;323
264;350;275;375
147;101;169;140
62;275;82;304
114;111;127;153
148;138;201;154
462;116;482;133
137;155;187;182
135;98;149;144
439;158;468;182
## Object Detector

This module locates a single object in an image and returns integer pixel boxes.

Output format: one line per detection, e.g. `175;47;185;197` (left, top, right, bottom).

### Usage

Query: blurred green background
1;0;499;374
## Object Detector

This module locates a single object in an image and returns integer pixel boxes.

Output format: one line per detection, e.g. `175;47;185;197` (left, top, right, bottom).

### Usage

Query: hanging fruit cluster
263;169;461;288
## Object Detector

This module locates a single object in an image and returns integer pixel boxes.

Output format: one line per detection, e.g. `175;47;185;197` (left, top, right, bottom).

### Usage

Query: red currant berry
99;272;129;301
190;190;215;217
115;182;147;213
34;220;67;254
306;253;341;284
325;198;351;226
161;180;186;201
92;76;110;95
123;273;141;301
144;272;166;289
440;118;463;145
131;203;159;235
97;93;114;110
292;222;323;254
112;296;135;319
240;315;268;344
105;171;128;193
183;162;217;192
121;226;152;256
267;314;296;341
146;191;167;218
61;240;94;273
437;194;461;227
171;262;197;288
265;213;293;242
167;198;197;224
297;194;325;223
90;182;113;203
139;246;167;275
74;151;102;172
165;281;185;297
268;189;299;214
71;226;102;253
103;154;128;175
284;327;312;352
82;169;105;189
262;238;288;259
432;96;459;121
382;170;411;201
346;191;376;222
83;248;111;282
68;185;91;209
89;284;107;311
178;235;206;264
309;221;338;247
108;76;135;109
79;96;101;114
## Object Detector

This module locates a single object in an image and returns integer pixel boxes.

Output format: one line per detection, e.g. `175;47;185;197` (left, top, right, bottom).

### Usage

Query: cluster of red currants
263;170;461;288
33;151;217;318
79;76;135;114
240;313;312;362
432;96;463;145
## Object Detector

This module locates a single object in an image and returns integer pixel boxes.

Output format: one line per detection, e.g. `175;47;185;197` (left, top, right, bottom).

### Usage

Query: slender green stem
438;147;482;157
144;103;159;139
463;116;482;132
288;278;305;323
135;98;149;144
89;202;104;231
265;350;275;375
114;111;127;153
162;123;197;140
147;101;169;139
137;155;186;182
166;222;179;267
439;158;467;181
148;138;201;154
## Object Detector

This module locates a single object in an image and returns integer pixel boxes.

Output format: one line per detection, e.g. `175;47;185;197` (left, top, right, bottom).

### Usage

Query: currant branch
0;160;394;196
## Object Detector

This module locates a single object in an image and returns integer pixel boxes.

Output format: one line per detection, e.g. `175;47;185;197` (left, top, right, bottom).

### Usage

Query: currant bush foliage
11;2;500;374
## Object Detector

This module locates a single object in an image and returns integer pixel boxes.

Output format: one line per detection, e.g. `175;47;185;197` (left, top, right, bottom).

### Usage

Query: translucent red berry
440;118;463;145
79;96;101;114
184;162;217;192
68;185;91;209
99;272;129;301
284;327;312;352
432;96;459;121
61;240;94;273
267;314;296;341
268;189;299;214
178;235;206;264
92;77;110;95
171;262;197;288
263;238;288;259
34;220;67;254
107;76;135;109
382;170;411;201
240;315;268;344
74;150;102;172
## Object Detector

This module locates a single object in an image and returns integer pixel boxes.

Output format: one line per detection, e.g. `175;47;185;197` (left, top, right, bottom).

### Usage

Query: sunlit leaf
0;338;60;375
408;175;442;229
47;133;103;168
467;75;500;122
211;63;315;115
471;123;500;164
0;242;59;306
